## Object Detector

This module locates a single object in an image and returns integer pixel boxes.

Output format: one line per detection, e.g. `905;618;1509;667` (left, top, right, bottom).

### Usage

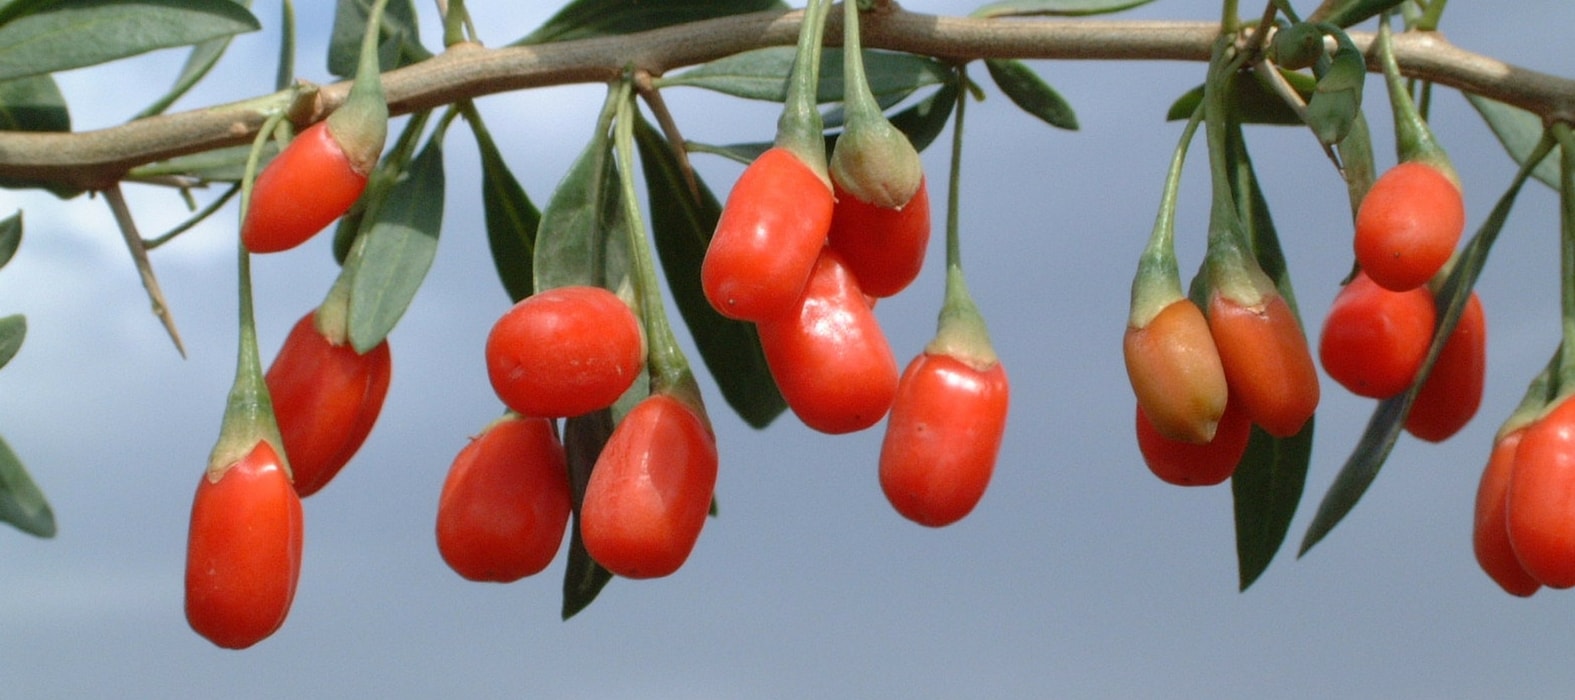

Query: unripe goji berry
701;147;834;321
436;414;571;582
1135;399;1251;487
1318;271;1436;399
265;309;391;497
879;352;1008;527
1354;162;1464;292
580;393;718;579
1474;430;1540;597
184;440;304;649
1123;298;1228;444
242;122;372;254
826;178;931;298
758;249;899;434
1406;291;1485;442
1506;395;1575;588
1208;289;1320;438
485;285;645;419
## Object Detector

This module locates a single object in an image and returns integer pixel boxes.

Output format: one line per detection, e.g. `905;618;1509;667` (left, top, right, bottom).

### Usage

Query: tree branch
1;8;1571;191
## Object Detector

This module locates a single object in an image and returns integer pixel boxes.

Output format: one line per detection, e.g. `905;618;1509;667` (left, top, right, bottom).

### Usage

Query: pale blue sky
4;1;1575;697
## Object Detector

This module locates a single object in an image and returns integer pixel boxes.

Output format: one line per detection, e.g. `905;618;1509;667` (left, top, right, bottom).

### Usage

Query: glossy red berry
485;286;645;418
879;352;1008;526
436;415;572;582
1135;399;1252;487
701;147;835;321
758;249;899;434
265;309;392;497
1354;162;1464;292
1208;289;1320;438
826;177;931;298
1474;430;1540;597
1406;292;1485;442
1318;271;1435;399
184;441;304;649
1506;396;1575;588
242;122;370;254
580;394;718;579
1123;298;1228;444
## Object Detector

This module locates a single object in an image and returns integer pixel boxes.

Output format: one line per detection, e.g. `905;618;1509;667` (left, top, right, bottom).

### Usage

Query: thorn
103;184;187;358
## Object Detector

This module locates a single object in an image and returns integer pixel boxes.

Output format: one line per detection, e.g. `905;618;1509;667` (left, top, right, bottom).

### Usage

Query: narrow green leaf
886;81;959;154
1309;0;1407;28
347;134;445;354
0;0;260;82
0;314;24;371
657;48;949;104
1304;29;1365;146
970;0;1156;18
561;410;615;620
134;0;252;119
334;110;432;264
1299;133;1555;556
1467;94;1561;192
327;0;427;78
1223;117;1312;587
983;59;1078;130
467;108;541;304
0;210;20;270
1166;70;1316;125
0;0;65;29
633;117;785;429
1233;422;1312;590
0;433;53;538
130;142;279;183
533;129;628;293
518;0;783;45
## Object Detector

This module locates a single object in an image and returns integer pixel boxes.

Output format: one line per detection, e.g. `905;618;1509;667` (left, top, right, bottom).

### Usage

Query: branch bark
1;8;1571;191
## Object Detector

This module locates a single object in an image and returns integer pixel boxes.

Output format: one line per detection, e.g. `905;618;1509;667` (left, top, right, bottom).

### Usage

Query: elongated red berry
436;414;571;582
1406;292;1485;442
1318;271;1435;399
701;147;834;321
1135;399;1251;487
827;177;931;299
580;394;718;579
266;309;391;497
1208;290;1320;438
1474;430;1540;597
1124;298;1228;444
1354;162;1464;292
879;352;1008;527
758;249;899;434
184;441;304;649
242;122;371;254
485;286;645;418
1506;395;1575;588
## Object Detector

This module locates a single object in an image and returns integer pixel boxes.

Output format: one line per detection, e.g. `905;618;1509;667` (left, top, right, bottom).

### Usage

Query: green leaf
0;0;260;83
561;410;615;620
983;59;1078;130
467;108;541;304
1233;422;1311;590
533;127;628;293
134;0;251;119
346;133;445;354
1304;29;1365;146
129;142;279;183
657;48;950;104
885;81;959;154
0;433;53;537
970;0;1156;17
0;210;20;270
1166;69;1316;125
1467;94;1561;191
633;117;785;429
1299;133;1553;557
0;313;24;371
519;0;783;45
0;0;65;29
1309;0;1407;28
328;0;427;78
